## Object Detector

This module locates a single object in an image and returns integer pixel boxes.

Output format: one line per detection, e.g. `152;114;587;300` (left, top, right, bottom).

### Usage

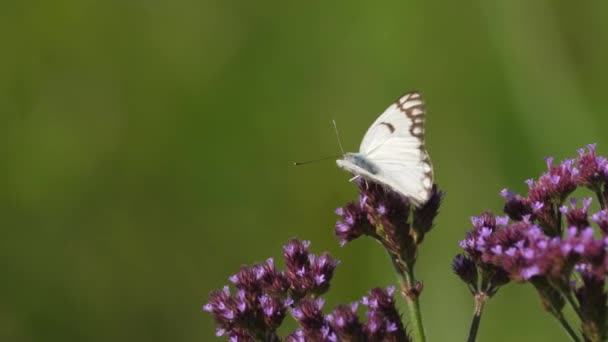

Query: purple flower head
412;184;444;238
456;214;513;296
526;178;535;189
471;212;497;230
457;145;608;341
361;288;396;311
484;220;561;282
452;254;478;293
361;181;410;223
285;329;306;342
256;258;290;294
335;201;374;246
500;188;514;200
361;287;409;341
460;209;574;285
310;252;340;295
337;179;443;253
591;210;608;236
205;286;252;337
562;198;593;231
283;239;339;299
508;155;577;232
460;212;502;260
576;144;607;189
230;266;262;293
327;303;365;340
205;239;341;340
502;191;533;221
227;328;254;342
291;298;334;341
541;156;577;202
562;228;606;275
532;201;544;213
521;265;541;280
284;239;310;260
283;239;312;296
259;294;287;329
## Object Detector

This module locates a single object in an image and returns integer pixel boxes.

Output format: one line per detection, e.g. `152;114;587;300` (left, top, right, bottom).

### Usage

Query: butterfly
336;91;434;206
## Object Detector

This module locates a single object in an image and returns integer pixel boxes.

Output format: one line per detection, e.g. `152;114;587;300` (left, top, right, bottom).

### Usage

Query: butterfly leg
349;175;361;183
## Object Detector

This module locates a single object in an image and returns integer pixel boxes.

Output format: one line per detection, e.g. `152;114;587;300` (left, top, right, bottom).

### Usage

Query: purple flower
459;212;499;260
229;265;264;297
334;202;373;246
285;329;306;342
205;239;337;340
290;298;336;341
455;213;511;296
502;192;533;221
562;198;593;231
256;258;290;294
335;180;443;257
259;294;287;329
452;254;478;294
413;184;444;237
226;328;255;342
334;178;443;309
361;287;409;341
591;210;608;236
287;289;412;342
310;253;340;293
521;265;541;280
283;239;339;299
326;303;365;340
457;145;608;342
576;144;607;188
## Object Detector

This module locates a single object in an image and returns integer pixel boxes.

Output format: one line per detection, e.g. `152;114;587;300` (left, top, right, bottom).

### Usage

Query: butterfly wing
365;139;433;204
359;92;433;204
359;92;425;154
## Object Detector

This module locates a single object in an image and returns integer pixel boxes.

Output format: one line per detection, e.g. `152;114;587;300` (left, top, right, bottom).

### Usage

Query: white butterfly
336;92;434;206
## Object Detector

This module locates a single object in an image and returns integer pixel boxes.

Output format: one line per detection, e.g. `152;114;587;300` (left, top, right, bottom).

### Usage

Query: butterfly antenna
292;119;344;166
293;155;339;166
332;119;345;155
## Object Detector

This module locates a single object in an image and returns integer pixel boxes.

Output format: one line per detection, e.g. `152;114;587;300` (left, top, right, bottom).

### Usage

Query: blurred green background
1;1;607;341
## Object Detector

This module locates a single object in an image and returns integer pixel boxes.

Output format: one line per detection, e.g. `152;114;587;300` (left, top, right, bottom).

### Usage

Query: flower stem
563;289;584;320
552;311;581;342
533;279;581;342
386;253;426;342
466;293;487;342
403;267;426;342
594;187;606;210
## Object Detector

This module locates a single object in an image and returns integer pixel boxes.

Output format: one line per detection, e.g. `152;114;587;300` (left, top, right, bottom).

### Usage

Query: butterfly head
339;153;379;175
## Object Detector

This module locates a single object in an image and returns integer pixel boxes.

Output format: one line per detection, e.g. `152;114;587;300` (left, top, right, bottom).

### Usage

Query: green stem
553;311;581;342
564;291;583;319
386;254;426;342
467;293;487;342
403;267;426;342
594;186;606;210
556;205;563;235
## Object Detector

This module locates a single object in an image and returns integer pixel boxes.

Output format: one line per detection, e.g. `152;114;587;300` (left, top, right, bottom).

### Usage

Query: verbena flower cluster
204;239;410;341
206;143;608;341
287;287;408;342
335;182;442;249
454;144;608;342
335;181;443;298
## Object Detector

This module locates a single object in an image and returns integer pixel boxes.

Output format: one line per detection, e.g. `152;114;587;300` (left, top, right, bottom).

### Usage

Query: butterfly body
336;92;433;206
340;153;380;175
